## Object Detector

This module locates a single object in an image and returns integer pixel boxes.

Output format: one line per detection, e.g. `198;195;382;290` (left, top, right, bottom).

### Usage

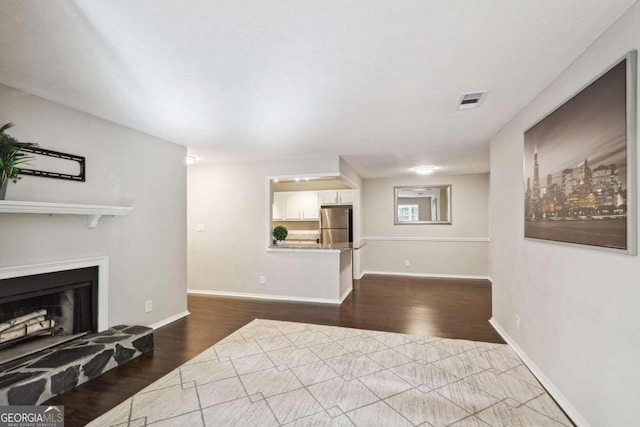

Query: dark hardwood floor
45;274;503;426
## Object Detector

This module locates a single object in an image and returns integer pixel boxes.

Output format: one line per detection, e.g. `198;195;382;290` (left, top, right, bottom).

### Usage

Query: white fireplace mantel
0;200;134;228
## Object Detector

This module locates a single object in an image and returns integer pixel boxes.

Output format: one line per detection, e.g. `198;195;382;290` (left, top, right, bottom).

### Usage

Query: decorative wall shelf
0;200;134;228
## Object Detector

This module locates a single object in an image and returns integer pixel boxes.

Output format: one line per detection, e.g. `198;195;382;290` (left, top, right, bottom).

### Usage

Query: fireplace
0;267;98;351
0;257;153;406
0;257;109;366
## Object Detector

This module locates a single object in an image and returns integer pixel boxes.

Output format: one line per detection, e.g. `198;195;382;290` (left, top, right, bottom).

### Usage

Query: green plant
0;123;37;188
273;225;288;241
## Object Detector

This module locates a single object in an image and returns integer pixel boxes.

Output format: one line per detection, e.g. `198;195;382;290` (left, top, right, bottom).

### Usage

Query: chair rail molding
362;236;490;242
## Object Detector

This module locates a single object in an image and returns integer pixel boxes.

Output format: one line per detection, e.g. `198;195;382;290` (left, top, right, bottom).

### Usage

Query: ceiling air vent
458;91;487;110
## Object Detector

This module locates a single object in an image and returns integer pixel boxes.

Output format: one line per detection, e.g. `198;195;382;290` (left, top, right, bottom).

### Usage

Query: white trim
188;289;343;305
363;236;490;242
489;318;588;427
362;236;490;242
362;271;491;281
338;172;360;190
267;172;341;181
339;286;353;303
0;257;109;331
266;177;273;250
355;271;365;280
149;310;190;330
0;200;133;229
266;247;345;253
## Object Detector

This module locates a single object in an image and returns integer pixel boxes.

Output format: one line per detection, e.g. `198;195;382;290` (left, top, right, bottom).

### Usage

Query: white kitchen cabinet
272;192;286;220
301;192;320;220
320;191;339;204
320;190;354;205
273;191;320;220
338;190;354;204
284;192;302;220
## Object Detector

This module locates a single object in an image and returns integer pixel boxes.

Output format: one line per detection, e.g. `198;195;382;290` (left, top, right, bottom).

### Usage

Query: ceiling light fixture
414;166;436;175
295;178;300;182
186;155;197;165
273;179;279;183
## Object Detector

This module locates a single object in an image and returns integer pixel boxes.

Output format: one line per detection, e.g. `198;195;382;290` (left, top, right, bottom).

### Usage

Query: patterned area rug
88;319;572;426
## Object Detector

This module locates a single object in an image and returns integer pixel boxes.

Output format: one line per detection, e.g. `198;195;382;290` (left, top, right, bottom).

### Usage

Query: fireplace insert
0;267;98;350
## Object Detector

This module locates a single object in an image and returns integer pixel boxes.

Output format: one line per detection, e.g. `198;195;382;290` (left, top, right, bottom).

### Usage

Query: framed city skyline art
524;51;637;254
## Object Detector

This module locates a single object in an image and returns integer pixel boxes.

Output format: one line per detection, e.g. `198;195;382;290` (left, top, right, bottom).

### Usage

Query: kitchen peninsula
256;174;363;304
266;241;364;304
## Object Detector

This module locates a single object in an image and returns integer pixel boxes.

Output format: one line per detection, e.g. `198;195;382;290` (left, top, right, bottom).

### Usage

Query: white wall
491;5;640;426
339;157;364;275
0;84;187;327
188;156;354;300
361;173;490;278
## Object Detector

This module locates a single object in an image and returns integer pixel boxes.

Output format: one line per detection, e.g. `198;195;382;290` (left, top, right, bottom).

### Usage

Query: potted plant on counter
0;123;37;200
273;225;288;245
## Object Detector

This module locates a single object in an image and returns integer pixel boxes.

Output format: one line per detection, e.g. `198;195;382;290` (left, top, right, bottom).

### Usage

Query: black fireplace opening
0;267;98;350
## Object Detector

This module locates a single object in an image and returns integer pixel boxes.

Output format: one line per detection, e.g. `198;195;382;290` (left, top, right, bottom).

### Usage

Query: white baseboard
489;318;589;427
355;271;365;280
339;286;353;303
148;310;190;330
362;270;492;281
188;289;343;305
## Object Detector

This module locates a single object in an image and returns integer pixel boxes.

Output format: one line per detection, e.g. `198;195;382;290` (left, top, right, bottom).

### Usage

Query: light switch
195;224;206;232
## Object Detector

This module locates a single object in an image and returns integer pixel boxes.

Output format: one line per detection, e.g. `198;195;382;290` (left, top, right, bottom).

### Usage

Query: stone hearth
0;325;153;405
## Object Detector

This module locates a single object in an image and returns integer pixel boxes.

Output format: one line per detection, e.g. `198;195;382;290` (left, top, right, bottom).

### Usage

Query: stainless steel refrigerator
320;206;353;243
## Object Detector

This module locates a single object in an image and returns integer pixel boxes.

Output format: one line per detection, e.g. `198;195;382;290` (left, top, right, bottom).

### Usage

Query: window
397;204;419;222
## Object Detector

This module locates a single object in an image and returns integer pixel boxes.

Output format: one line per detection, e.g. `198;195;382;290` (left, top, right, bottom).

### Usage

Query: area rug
87;319;572;426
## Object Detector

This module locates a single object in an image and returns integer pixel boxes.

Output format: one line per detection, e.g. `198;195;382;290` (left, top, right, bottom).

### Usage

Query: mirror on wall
394;185;451;225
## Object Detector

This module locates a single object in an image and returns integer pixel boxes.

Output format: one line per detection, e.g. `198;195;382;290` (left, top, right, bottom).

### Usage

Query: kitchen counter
269;241;365;251
266;240;361;304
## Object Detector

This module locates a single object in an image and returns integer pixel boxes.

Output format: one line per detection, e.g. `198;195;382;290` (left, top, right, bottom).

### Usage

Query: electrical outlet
195;224;206;232
145;300;153;313
515;315;521;331
259;275;266;285
404;260;410;267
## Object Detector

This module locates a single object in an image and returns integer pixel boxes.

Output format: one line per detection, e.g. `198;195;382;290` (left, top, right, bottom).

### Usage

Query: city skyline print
524;52;636;252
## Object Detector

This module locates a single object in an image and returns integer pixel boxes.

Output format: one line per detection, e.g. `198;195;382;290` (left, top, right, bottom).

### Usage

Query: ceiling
0;1;636;178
